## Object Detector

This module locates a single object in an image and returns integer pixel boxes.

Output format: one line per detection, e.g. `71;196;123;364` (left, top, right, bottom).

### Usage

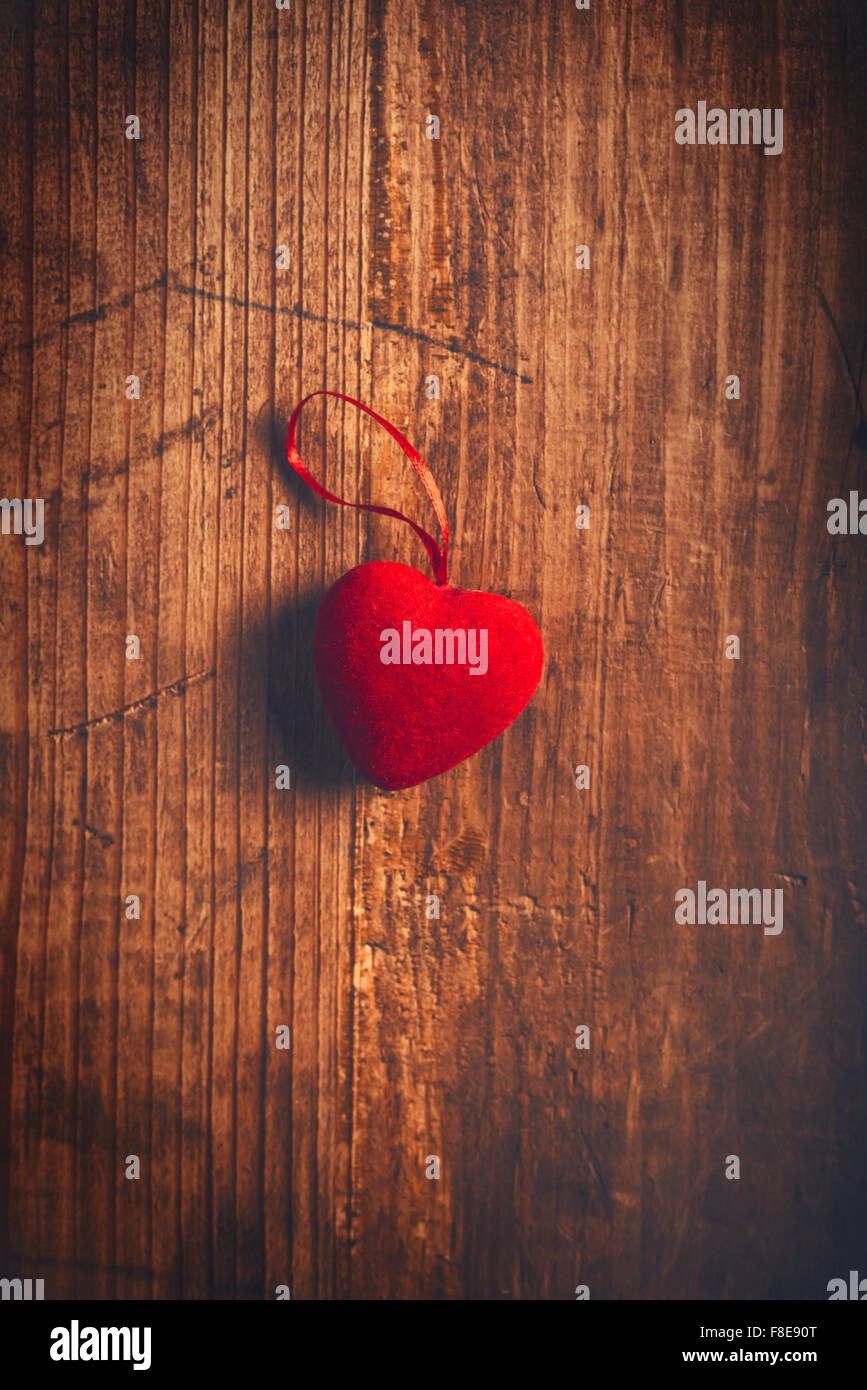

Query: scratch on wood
48;668;216;740
0;272;533;384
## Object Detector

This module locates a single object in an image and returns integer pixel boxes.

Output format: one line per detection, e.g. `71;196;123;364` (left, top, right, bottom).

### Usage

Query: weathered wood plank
0;0;865;1302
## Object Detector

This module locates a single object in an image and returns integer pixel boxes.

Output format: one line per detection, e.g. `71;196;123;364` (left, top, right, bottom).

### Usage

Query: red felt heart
286;390;545;789
314;561;543;789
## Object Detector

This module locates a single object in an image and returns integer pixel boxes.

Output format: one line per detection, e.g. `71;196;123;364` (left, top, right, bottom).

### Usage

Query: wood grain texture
1;0;866;1300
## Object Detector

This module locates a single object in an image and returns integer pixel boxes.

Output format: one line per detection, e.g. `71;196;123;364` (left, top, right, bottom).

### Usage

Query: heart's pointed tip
367;775;433;793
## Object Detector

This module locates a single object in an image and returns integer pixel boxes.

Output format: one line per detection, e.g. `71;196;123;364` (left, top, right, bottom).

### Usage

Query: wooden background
1;0;866;1300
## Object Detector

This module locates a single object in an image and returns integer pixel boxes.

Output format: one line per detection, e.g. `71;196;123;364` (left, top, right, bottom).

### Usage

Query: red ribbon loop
285;390;450;585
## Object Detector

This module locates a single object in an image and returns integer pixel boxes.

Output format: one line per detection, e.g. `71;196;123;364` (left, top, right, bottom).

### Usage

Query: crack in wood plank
47;668;216;740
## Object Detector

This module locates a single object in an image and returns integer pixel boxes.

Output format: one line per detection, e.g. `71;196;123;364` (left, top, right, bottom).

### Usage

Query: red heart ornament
287;390;544;790
315;560;543;790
